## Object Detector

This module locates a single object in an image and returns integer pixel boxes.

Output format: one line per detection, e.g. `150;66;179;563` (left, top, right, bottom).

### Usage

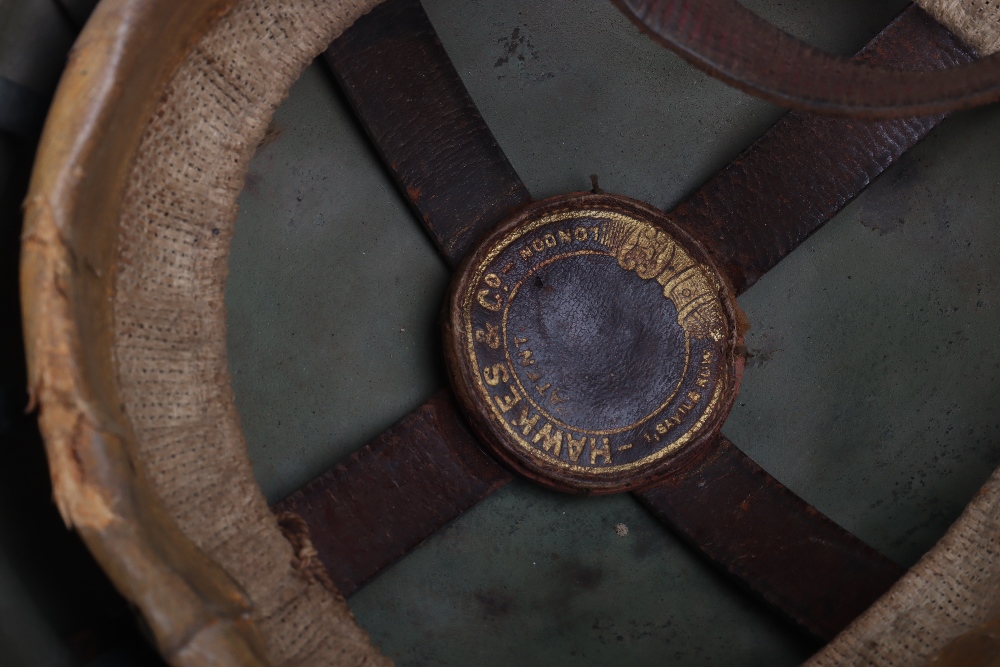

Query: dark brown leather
633;434;905;642
669;6;975;295
324;0;533;267
613;0;990;118
273;390;512;596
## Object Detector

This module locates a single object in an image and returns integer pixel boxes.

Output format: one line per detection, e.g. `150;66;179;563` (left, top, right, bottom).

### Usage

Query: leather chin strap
613;0;1000;118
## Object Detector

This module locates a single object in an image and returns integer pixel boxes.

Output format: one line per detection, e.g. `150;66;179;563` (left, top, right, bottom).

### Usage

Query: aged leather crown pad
445;193;744;493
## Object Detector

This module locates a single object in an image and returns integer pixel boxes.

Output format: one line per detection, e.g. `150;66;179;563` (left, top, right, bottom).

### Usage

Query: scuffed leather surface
634;435;905;642
614;0;989;117
273;391;512;596
671;6;974;295
325;0;532;267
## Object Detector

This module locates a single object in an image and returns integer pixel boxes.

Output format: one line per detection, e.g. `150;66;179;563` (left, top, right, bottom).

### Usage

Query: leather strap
324;0;533;267
613;0;991;117
272;0;531;600
273;391;512;596
634;435;904;641
669;5;974;295
283;2;933;636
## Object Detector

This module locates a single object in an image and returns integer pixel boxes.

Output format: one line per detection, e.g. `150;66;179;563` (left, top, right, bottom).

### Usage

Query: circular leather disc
445;193;744;493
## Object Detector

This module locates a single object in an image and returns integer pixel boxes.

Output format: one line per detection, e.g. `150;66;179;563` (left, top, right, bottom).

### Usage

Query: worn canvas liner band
19;0;1000;665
